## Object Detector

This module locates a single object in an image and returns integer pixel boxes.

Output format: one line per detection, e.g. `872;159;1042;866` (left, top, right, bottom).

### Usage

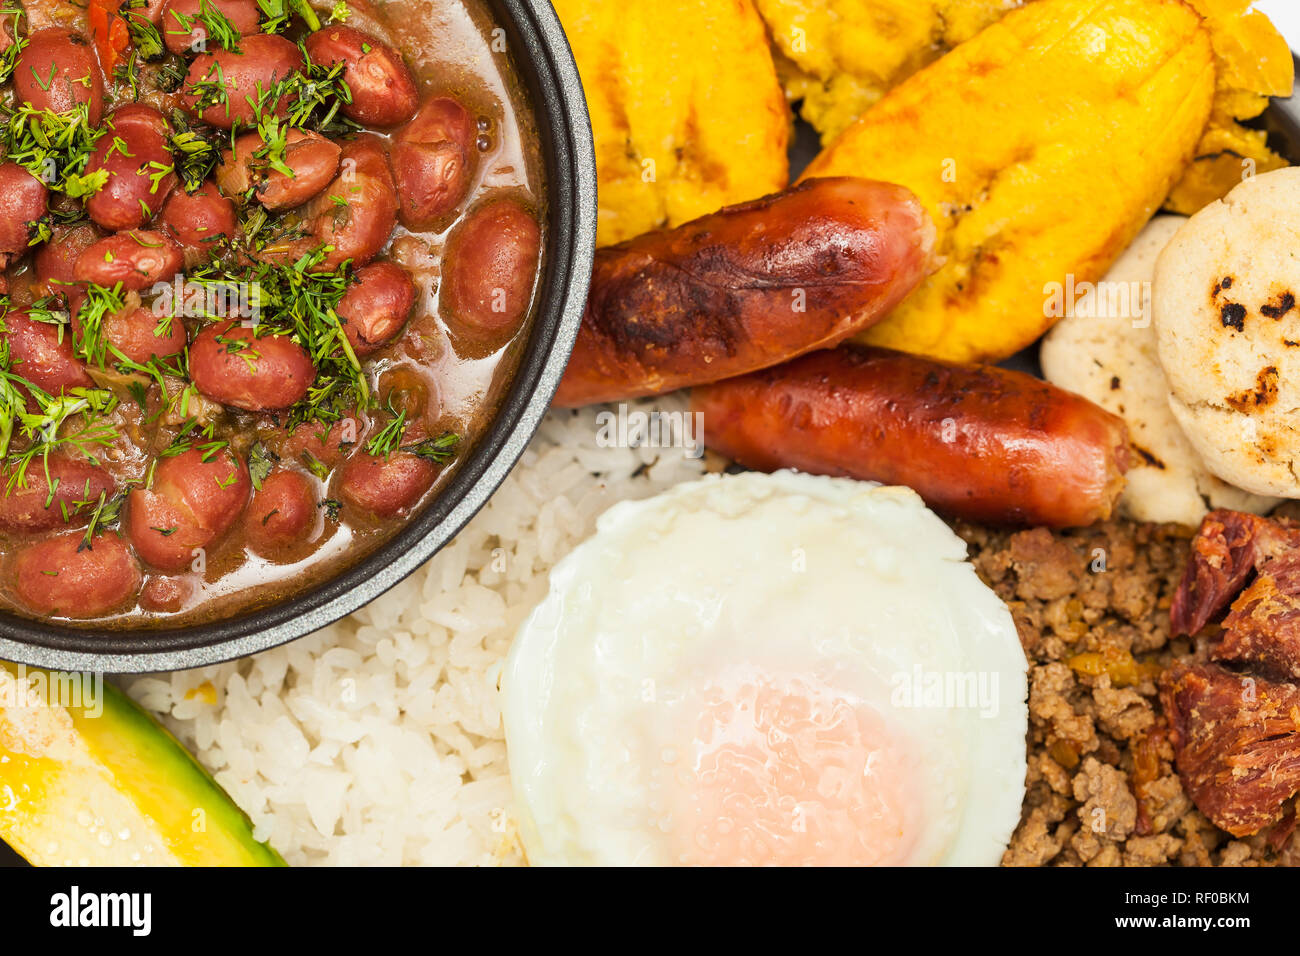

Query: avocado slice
0;663;284;866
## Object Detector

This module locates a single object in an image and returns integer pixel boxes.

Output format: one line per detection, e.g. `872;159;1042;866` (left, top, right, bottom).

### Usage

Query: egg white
501;471;1028;866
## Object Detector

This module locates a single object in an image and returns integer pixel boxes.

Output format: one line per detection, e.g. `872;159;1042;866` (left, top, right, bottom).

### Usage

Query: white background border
1257;0;1300;50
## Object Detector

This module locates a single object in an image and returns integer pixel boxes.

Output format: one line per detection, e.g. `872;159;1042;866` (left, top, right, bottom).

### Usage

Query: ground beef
958;519;1296;867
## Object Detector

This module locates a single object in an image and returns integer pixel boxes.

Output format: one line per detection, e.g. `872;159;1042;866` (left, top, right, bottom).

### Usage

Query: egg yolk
671;672;919;866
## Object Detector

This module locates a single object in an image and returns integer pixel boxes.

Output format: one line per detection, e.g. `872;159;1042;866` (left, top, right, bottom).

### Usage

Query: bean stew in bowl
0;0;595;667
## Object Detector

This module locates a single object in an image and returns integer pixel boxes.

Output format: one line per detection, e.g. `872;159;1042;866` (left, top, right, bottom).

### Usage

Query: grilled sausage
553;177;937;407
690;345;1131;528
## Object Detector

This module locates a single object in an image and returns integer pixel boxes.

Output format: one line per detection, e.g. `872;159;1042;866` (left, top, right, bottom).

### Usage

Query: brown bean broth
0;0;546;627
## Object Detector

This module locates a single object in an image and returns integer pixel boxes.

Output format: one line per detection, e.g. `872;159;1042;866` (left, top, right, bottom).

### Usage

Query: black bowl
0;0;597;673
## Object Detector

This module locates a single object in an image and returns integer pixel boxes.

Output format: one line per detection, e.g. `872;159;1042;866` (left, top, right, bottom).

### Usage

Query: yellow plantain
803;0;1219;363
552;0;791;247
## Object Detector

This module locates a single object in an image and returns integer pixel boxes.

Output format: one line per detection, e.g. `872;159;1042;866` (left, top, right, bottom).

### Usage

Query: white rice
124;396;707;866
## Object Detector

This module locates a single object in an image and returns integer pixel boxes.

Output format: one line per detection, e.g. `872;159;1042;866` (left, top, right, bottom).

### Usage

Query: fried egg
501;471;1028;866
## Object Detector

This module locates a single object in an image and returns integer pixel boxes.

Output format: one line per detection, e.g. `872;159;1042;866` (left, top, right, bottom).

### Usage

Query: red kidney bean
304;0;394;45
337;261;415;356
392;97;478;230
160;0;262;55
34;222;101;289
2;309;92;394
182;33;304;129
269;412;361;469
85;105;176;230
244;468;316;558
298;135;397;271
304;25;418;127
375;365;433;438
159;181;238;253
189;321;316;411
103;306;188;364
0;456;115;532
126;0;169;25
441;197;540;339
216;129;340;210
127;445;250;572
0;163;49;265
14;28;105;124
139;574;191;612
338;450;438;518
13;531;142;617
74;230;184;291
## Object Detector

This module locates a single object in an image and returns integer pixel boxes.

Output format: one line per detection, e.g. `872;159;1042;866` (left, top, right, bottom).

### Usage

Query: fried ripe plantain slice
763;0;1290;216
758;0;1034;144
1165;0;1294;214
803;0;1218;364
552;0;790;246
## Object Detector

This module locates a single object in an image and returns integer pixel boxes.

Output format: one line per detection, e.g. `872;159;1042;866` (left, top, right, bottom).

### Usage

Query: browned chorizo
690;345;1131;529
553;177;937;408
